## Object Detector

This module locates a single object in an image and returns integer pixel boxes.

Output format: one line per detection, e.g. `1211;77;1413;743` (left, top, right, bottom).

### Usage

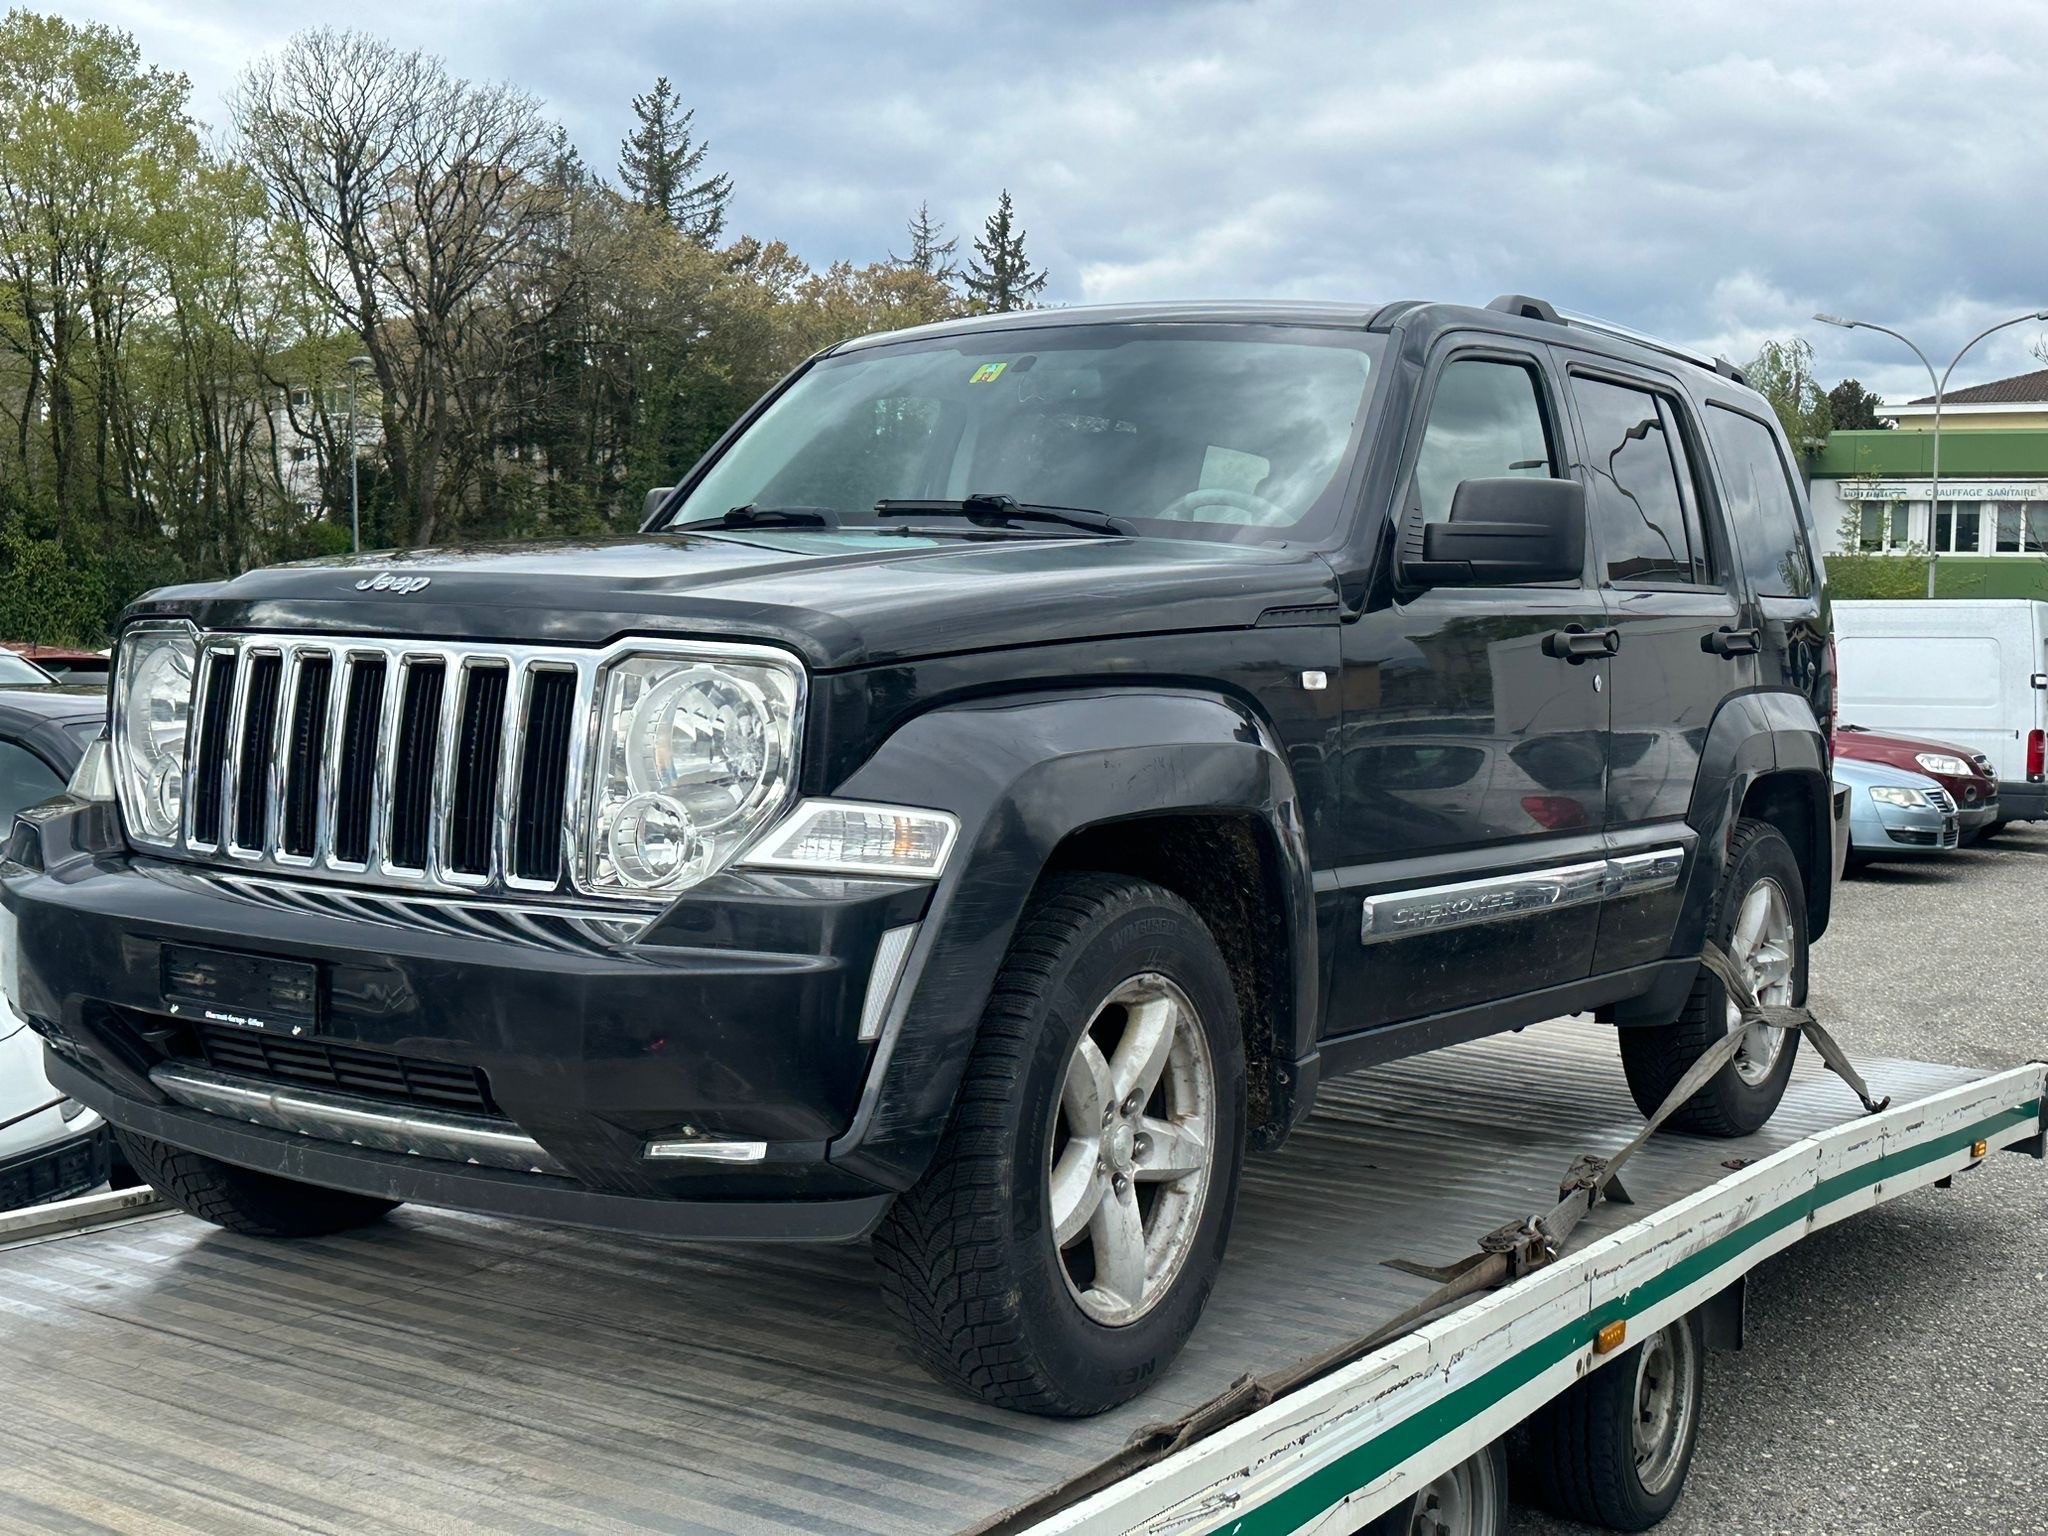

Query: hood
128;531;1341;672
1833;727;1990;775
1832;756;1945;792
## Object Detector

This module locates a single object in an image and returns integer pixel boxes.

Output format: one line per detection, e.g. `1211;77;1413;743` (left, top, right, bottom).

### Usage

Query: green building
1808;368;2048;599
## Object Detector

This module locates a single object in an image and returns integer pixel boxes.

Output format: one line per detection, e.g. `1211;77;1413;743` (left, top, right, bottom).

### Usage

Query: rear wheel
1520;1313;1704;1531
1358;1441;1509;1535
1619;819;1805;1136
112;1128;399;1237
873;872;1247;1416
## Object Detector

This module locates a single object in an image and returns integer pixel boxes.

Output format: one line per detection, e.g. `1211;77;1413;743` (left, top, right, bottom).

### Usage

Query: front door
1326;342;1612;1036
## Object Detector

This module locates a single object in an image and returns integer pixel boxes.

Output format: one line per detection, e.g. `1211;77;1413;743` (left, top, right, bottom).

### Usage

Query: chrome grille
1922;786;1956;814
178;635;593;897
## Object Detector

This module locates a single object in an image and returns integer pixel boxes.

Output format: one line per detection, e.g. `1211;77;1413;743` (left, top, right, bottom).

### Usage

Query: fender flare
1683;689;1834;947
825;688;1316;1191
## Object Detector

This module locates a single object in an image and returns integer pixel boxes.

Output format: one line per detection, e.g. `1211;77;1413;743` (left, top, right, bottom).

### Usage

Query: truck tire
1520;1312;1704;1531
1358;1439;1508;1534
1619;818;1805;1136
874;872;1247;1416
112;1128;399;1237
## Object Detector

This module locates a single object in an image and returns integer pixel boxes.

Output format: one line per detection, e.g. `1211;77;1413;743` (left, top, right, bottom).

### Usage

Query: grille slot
190;1022;498;1116
333;657;388;865
280;654;333;857
449;664;510;876
388;661;447;871
164;633;629;898
514;669;577;883
189;651;238;847
233;653;285;850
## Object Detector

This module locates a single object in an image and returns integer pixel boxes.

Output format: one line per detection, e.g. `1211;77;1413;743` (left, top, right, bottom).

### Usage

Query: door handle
1702;626;1761;657
1541;626;1621;664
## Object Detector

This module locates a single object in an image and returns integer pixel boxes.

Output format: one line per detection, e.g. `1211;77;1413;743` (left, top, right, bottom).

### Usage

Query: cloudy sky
64;0;2048;400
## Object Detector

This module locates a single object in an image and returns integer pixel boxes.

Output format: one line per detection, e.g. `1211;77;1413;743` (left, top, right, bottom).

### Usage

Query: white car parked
0;677;114;1211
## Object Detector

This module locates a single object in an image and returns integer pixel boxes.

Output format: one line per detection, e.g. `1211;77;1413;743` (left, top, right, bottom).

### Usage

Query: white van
1833;599;2048;826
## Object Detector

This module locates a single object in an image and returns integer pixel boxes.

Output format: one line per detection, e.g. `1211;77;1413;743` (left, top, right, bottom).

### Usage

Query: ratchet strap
962;942;1888;1536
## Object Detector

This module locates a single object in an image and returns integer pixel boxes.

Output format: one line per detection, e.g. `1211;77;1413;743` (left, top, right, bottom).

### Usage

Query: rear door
1556;359;1747;970
1326;337;1611;1035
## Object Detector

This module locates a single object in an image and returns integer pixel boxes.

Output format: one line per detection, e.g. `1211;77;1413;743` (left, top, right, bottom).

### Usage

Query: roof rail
1485;294;1743;381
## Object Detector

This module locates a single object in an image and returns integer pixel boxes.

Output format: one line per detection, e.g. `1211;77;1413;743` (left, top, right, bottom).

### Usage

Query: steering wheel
1155;487;1287;525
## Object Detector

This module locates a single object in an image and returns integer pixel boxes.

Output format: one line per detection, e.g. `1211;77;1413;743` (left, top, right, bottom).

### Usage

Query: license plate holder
162;944;320;1035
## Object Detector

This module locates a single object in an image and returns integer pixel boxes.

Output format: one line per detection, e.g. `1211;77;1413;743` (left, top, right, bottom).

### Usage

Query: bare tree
233;30;559;545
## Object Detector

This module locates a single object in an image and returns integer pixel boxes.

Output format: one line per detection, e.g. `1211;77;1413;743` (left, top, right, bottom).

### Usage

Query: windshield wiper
874;493;1130;537
674;504;842;531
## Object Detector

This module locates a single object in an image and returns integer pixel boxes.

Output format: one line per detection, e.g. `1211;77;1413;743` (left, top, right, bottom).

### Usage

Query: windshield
0;652;52;685
665;322;1381;544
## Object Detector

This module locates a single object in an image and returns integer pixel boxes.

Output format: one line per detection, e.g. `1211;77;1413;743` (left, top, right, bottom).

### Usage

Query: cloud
59;0;2048;398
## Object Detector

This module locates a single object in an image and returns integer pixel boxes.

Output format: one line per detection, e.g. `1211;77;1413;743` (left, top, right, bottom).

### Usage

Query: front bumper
4;801;930;1240
1861;801;1960;853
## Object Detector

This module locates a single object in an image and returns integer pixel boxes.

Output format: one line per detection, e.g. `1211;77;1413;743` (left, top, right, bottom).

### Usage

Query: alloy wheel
1726;877;1795;1086
1046;973;1217;1327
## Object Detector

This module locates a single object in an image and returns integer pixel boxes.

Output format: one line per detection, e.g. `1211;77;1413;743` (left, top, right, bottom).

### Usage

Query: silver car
1836;756;1960;865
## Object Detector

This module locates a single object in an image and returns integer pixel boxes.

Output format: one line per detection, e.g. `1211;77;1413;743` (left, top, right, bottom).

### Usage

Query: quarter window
1413;359;1556;525
1704;405;1816;597
1571;376;1709;585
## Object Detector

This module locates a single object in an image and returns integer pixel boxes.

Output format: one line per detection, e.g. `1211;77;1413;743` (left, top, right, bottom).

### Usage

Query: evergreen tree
964;189;1048;312
618;77;732;242
1826;377;1891;430
890;200;958;285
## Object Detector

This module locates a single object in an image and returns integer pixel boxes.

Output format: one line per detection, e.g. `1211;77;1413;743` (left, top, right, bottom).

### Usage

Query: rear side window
1705;404;1815;598
1569;375;1709;585
1413;358;1556;524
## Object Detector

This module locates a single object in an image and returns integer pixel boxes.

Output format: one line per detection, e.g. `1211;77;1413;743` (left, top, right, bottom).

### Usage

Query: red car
1833;724;2001;840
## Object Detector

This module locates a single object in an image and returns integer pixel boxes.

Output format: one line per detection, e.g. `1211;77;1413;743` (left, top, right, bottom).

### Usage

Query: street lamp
1815;309;2048;597
346;355;373;555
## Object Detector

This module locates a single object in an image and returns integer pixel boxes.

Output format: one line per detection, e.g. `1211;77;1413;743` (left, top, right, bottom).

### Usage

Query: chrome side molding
149;1062;567;1176
1360;847;1686;945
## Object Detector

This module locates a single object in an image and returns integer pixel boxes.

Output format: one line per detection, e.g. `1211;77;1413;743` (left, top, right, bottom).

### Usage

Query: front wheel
113;1128;400;1237
1620;818;1805;1136
873;872;1247;1416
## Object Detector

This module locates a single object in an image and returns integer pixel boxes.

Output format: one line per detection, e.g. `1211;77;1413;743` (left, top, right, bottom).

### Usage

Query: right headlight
112;621;198;846
1868;784;1928;808
582;646;803;896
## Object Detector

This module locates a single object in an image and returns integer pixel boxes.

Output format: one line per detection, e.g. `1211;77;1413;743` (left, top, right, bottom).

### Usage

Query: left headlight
112;621;198;846
1869;784;1929;808
1914;752;1969;778
583;646;803;897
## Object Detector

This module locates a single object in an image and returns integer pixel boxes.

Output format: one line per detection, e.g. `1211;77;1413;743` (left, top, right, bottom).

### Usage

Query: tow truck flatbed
2;1019;2040;1535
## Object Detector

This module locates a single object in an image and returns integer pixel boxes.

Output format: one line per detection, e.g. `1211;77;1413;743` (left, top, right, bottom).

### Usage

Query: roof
1909;367;2048;406
833;299;1388;352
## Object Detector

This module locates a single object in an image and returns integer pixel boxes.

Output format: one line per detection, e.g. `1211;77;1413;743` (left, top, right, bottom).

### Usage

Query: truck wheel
1357;1440;1508;1534
112;1128;399;1237
1619;818;1804;1137
1521;1312;1704;1531
874;872;1247;1416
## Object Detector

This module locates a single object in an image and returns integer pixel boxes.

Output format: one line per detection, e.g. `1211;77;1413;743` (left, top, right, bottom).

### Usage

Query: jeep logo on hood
355;573;432;595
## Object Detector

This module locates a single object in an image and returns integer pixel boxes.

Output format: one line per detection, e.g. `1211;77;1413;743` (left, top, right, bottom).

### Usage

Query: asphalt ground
1512;822;2048;1536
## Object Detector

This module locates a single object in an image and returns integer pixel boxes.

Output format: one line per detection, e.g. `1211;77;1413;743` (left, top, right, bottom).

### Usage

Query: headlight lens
585;649;801;895
113;622;198;844
1869;784;1928;808
1913;752;1969;777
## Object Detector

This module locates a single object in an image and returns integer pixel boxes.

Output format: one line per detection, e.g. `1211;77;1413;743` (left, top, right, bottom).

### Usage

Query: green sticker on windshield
968;361;1008;384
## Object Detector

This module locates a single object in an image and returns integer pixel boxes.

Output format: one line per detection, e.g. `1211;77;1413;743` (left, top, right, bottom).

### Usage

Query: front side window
1572;375;1708;585
1704;404;1814;596
666;323;1381;545
1412;358;1556;524
0;739;61;825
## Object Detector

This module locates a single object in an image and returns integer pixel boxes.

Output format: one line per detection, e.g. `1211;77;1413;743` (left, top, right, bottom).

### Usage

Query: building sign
1841;480;2048;501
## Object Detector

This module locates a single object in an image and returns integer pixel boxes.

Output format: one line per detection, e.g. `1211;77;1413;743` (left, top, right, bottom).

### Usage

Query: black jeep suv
2;296;1833;1416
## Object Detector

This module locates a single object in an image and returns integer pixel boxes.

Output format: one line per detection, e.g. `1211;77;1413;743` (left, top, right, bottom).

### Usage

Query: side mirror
1407;477;1586;588
643;486;676;523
